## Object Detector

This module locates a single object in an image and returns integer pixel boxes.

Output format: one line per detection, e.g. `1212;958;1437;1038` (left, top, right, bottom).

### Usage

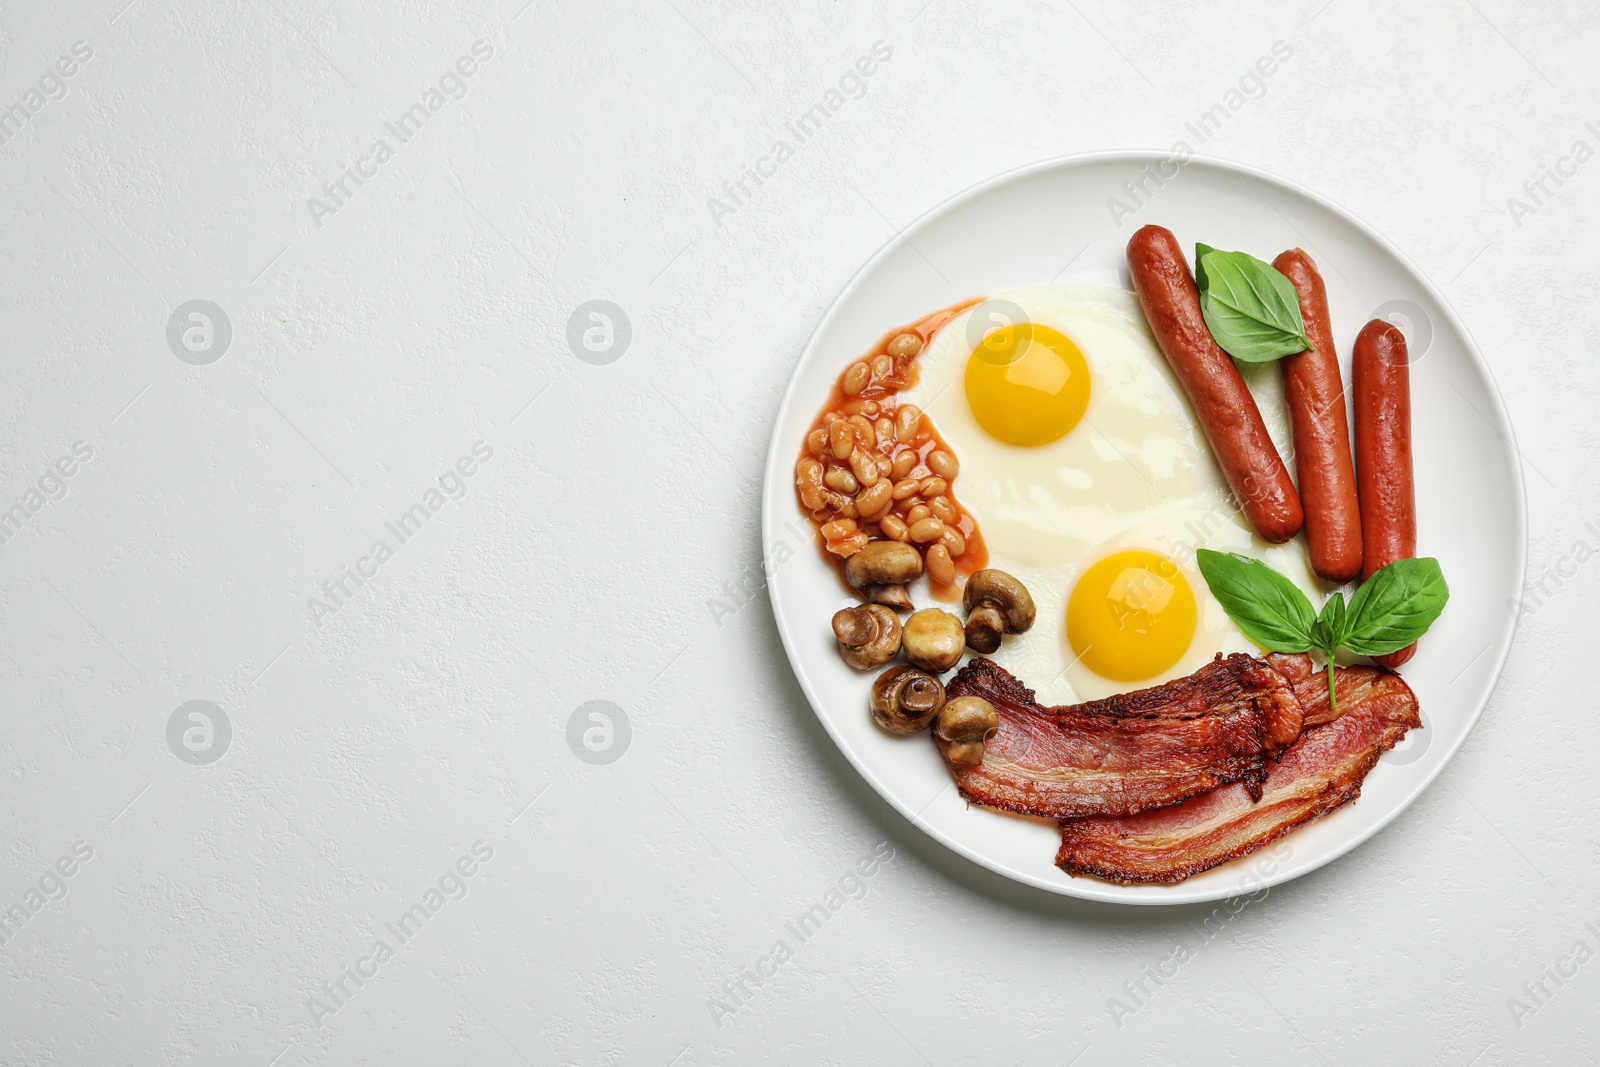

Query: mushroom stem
868;583;914;611
964;605;1006;655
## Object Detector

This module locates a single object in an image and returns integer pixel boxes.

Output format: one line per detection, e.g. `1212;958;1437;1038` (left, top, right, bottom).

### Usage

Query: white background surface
0;0;1593;1064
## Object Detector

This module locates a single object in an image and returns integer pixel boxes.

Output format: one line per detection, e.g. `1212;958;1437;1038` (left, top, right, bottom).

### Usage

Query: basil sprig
1195;550;1449;713
1194;243;1313;363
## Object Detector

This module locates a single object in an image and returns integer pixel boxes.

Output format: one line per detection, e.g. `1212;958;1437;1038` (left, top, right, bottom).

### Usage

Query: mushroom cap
845;541;924;590
832;604;901;670
870;665;946;735
935;695;1000;743
901;608;965;673
962;569;1036;632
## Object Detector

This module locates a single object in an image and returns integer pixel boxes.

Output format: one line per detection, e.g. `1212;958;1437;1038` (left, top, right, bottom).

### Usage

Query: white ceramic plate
761;153;1526;905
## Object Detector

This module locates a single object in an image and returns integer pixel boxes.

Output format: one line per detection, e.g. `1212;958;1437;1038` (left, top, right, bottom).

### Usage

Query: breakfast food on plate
934;696;1001;766
1352;319;1418;668
796;221;1449;887
1273;249;1364;584
843;541;924;610
1056;656;1419;884
1125;224;1304;544
937;654;1304;819
961;569;1036;654
904;281;1315;704
832;604;902;670
901;608;967;672
870;664;946;734
795;301;988;601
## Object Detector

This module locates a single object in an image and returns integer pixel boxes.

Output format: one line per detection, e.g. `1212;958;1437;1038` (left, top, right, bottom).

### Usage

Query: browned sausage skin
1352;319;1416;668
1126;225;1304;543
1273;249;1363;583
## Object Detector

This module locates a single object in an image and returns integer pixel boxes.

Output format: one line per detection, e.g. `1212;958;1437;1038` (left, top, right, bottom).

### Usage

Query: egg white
903;282;1318;703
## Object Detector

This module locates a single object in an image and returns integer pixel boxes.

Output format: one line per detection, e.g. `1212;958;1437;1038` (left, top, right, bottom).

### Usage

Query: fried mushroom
935;695;1000;765
962;569;1036;654
901;608;965;673
832;604;902;670
844;541;924;611
870;665;946;735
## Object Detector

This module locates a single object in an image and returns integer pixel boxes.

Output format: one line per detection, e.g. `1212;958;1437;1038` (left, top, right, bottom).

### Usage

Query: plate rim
760;149;1528;905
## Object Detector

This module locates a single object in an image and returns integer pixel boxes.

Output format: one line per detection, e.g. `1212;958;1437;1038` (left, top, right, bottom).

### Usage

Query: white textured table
1;1;1592;1063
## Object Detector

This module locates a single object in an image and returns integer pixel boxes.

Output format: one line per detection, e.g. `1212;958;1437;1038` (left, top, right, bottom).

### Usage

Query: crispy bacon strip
1266;651;1379;729
937;654;1305;819
1055;662;1420;885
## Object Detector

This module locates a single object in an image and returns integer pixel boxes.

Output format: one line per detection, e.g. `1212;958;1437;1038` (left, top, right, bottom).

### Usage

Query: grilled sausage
1352;319;1416;668
1127;225;1303;543
1273;249;1363;583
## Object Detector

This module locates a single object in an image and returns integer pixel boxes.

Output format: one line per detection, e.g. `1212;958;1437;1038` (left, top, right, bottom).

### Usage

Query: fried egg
903;282;1316;703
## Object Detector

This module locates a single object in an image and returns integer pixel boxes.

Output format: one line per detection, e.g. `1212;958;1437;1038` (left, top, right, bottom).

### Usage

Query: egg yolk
1067;549;1197;682
964;323;1091;446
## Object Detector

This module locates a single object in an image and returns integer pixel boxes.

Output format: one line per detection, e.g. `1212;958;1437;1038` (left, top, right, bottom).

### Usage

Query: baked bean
796;459;825;508
821;517;857;539
888;332;923;358
874;417;894;449
928;450;959;479
843;362;870;396
905;504;931;526
829;420;853;460
824;467;858;494
929;495;958;525
892;477;921;501
940;527;966;558
871;354;893;381
925;543;955;585
920;476;948;497
894;405;922;443
879;514;910;541
848;414;876;447
909;517;946;543
849;449;880;487
824;526;868;557
807;428;828;456
856;480;892;516
891;449;918;480
861;400;879;417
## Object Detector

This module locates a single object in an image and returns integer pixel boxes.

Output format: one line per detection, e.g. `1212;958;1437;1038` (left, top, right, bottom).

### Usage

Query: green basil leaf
1311;591;1346;651
1310;618;1335;651
1194;246;1313;363
1196;549;1316;653
1342;558;1450;656
1194;242;1218;291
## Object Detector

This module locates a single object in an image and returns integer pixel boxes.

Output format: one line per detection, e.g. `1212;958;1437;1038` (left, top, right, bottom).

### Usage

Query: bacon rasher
937;654;1305;820
1055;661;1420;885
